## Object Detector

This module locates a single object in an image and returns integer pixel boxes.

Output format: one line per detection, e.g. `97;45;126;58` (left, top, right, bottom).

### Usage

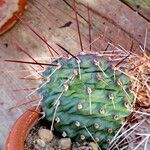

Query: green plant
39;53;134;149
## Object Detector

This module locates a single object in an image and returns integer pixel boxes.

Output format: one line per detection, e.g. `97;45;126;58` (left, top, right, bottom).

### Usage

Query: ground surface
25;119;96;150
0;0;149;149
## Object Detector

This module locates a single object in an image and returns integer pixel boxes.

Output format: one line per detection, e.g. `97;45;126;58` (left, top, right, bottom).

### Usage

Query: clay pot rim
5;107;42;150
0;0;26;35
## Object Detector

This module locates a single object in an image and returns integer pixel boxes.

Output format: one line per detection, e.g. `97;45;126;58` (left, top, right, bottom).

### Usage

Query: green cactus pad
39;53;134;149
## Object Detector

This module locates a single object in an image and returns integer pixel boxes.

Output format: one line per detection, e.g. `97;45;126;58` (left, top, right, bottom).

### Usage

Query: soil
25;108;150;150
25;119;95;150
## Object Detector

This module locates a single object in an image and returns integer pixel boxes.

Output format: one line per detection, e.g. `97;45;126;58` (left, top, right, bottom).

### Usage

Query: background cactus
39;53;134;149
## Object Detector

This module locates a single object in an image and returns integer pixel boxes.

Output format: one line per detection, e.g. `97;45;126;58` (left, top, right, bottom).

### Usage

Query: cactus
39;53;134;149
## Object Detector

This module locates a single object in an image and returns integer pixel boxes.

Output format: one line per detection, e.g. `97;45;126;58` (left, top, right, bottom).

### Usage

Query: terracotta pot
5;108;41;150
0;0;26;35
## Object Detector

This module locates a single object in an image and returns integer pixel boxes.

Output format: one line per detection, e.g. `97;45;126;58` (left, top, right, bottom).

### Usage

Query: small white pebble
89;142;98;150
38;129;54;143
36;139;46;148
58;138;71;150
34;144;41;150
45;145;55;150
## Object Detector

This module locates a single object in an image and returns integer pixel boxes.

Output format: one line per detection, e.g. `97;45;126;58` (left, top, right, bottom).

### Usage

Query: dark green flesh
39;54;134;149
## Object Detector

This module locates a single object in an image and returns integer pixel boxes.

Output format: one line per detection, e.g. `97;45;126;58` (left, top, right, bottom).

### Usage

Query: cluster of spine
39;53;134;149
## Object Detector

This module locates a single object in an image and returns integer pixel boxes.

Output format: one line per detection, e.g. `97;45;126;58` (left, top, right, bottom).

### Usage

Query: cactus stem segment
40;54;134;148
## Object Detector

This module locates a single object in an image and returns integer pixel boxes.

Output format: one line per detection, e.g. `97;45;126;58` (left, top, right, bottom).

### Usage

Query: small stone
86;147;92;150
38;129;53;143
89;142;98;150
45;145;55;150
34;144;41;150
58;138;71;149
36;139;46;148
